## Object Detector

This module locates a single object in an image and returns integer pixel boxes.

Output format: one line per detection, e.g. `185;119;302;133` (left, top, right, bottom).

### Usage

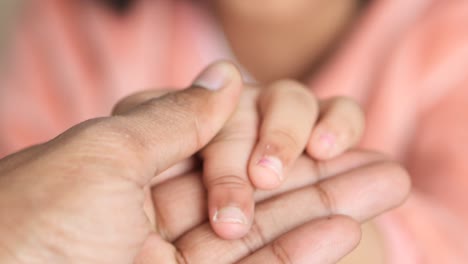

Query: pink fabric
309;0;468;262
0;0;234;153
2;0;468;262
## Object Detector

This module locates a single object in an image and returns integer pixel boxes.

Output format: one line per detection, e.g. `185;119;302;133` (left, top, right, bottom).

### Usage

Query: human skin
113;1;389;257
109;61;405;264
0;63;409;263
211;2;388;262
212;0;363;82
116;77;366;240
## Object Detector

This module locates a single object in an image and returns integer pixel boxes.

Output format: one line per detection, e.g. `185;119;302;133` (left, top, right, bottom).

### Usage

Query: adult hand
0;62;242;263
0;62;409;264
116;63;409;264
115;72;366;239
138;150;409;264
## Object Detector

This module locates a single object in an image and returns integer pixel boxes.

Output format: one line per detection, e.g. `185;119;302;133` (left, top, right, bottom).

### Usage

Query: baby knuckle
270;79;308;97
207;175;251;190
269;128;303;153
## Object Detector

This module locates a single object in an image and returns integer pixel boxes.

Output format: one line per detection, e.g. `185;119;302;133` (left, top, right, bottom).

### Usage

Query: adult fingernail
193;62;234;91
213;206;247;224
257;156;283;183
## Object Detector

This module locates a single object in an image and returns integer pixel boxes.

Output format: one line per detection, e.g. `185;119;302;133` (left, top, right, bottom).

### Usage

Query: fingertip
307;129;342;160
193;60;242;92
309;97;365;161
251;80;317;189
206;177;255;239
210;205;253;240
249;156;283;190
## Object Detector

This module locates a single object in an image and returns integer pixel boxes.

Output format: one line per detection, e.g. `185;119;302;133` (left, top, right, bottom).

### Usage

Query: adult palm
138;150;408;264
0;64;409;264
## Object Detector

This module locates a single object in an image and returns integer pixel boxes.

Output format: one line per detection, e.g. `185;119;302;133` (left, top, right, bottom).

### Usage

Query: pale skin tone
0;63;409;263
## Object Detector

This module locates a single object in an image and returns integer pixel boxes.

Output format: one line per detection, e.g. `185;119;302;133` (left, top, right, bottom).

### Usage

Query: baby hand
200;79;365;239
113;62;366;240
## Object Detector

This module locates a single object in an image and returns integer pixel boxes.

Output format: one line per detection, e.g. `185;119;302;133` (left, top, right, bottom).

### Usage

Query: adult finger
238;216;360;264
54;61;243;186
199;87;260;240
151;150;387;242
0;144;45;174
173;160;410;263
249;80;319;189
112;90;172;115
307;97;365;160
113;93;202;185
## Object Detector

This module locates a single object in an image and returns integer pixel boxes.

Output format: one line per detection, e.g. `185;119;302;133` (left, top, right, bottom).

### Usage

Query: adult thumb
95;61;243;185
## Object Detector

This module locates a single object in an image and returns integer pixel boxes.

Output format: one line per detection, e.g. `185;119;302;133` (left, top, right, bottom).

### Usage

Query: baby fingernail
317;132;336;157
193;62;233;91
257;156;283;182
213;206;247;224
